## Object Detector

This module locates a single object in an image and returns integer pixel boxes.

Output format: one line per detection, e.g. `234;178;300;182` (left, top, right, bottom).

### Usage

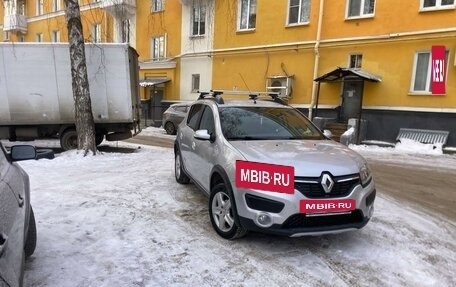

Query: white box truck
0;42;141;150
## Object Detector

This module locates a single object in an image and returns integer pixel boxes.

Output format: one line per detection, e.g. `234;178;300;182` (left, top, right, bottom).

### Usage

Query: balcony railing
101;0;136;19
3;14;27;33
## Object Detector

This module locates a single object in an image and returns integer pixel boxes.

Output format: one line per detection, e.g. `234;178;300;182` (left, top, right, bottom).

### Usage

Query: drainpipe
308;0;324;120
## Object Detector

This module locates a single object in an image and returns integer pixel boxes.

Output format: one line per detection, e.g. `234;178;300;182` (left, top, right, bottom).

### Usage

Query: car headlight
360;164;372;186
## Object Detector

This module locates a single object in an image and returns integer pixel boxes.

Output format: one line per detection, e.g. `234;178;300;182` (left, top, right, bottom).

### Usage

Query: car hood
229;140;365;177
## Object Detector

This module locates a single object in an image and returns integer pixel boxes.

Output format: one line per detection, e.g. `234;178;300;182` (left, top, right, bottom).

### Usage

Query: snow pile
351;138;443;155
139;126;177;139
17;143;456;287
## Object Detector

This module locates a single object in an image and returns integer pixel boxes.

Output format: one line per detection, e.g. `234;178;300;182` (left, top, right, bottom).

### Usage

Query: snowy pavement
19;142;455;287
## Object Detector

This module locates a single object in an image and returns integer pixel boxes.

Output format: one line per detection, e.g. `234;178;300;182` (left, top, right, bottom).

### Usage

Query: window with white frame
152;0;164;12
122;20;130;43
191;74;200;92
421;0;455;9
151;36;165;60
36;0;44;15
288;0;311;25
349;54;363;69
52;30;60;42
192;3;206;36
36;33;43;42
4;32;10;41
411;50;449;93
19;36;25;42
238;0;256;30
92;24;101;43
52;0;60;12
346;0;375;18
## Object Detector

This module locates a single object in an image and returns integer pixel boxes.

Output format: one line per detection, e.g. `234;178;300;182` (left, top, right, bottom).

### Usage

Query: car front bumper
232;178;376;237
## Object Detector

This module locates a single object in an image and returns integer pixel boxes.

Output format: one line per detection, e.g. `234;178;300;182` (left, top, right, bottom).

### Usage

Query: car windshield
219;106;324;140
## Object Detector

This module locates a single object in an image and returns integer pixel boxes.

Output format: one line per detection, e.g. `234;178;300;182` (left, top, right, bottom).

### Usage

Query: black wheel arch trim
210;165;242;227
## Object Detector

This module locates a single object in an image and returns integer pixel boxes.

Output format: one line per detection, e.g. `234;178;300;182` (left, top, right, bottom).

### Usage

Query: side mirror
10;145;37;161
194;129;211;141
323;129;333;139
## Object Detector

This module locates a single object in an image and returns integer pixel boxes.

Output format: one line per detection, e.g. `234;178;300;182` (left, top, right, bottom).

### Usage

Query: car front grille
282;210;364;229
294;174;360;198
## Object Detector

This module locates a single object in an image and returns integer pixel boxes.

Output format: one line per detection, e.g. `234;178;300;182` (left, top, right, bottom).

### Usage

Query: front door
150;88;163;127
341;78;364;122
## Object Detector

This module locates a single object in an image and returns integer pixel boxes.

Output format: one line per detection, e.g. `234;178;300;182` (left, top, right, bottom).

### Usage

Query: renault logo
321;173;335;193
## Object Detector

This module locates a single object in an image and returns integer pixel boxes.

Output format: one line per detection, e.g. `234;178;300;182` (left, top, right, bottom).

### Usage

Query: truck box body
0;43;141;147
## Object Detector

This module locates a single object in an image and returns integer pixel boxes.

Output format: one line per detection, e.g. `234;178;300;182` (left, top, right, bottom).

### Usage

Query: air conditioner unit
266;75;294;98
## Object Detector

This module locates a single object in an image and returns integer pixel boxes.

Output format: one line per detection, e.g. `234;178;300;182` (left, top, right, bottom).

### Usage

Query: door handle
18;194;24;207
0;233;8;257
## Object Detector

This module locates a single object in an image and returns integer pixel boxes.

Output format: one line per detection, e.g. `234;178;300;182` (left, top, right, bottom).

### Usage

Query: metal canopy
139;77;171;87
314;67;382;82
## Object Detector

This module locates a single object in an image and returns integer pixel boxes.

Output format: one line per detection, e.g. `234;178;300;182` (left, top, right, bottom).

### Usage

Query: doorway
150;88;163;127
341;78;364;122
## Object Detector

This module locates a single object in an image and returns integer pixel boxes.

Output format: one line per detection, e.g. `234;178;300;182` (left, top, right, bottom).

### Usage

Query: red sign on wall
235;160;295;194
431;46;446;95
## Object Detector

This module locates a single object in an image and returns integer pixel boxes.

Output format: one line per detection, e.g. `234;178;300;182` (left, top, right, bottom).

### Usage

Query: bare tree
64;0;96;156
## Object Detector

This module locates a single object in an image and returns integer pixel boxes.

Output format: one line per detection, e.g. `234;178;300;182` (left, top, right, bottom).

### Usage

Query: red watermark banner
235;160;295;194
300;199;356;214
431;46;446;95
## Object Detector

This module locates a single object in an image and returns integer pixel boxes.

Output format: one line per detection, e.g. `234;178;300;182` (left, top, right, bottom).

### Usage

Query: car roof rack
198;90;287;105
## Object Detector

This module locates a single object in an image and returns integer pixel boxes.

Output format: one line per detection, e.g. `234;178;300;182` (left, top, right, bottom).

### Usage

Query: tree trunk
64;0;96;156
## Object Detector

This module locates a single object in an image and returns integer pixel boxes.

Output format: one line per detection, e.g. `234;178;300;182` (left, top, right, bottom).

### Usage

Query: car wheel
24;207;37;258
60;129;78;150
164;122;176;135
209;183;247;240
175;150;190;184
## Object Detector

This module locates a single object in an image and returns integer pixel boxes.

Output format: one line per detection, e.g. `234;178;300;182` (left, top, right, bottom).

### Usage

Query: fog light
256;212;273;228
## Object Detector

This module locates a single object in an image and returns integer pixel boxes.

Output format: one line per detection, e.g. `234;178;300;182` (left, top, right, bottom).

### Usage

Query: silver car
174;92;375;239
1;143;37;286
162;103;191;135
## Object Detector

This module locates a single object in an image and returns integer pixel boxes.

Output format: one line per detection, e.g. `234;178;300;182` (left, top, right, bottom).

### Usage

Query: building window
53;0;60;12
287;0;311;25
349;54;363;69
191;74;200;92
36;0;44;15
192;3;206;36
152;0;164;12
36;33;43;42
151;36;165;60
346;0;375;18
422;0;455;9
122;20;130;43
238;0;256;30
411;50;449;93
4;32;10;41
92;24;101;43
52;30;60;42
19;36;25;42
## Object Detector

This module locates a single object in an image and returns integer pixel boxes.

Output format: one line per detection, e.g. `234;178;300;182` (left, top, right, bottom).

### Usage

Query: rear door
0;147;25;287
179;104;204;179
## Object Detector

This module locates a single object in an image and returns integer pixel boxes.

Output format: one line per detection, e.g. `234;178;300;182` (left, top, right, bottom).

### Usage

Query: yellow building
209;0;456;145
2;0;455;145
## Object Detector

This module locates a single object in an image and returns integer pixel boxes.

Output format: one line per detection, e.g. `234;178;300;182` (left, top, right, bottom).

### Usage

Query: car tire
95;134;104;146
60;129;78;151
175;150;190;184
209;183;247;240
24;207;37;258
164;122;177;135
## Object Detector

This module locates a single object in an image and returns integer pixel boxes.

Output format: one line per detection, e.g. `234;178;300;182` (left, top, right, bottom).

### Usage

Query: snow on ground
139;126;177;139
18;142;455;287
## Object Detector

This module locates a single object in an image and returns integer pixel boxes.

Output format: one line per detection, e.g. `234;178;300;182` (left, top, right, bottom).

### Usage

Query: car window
198;106;215;135
187;104;204;130
219;107;324;140
175;106;187;113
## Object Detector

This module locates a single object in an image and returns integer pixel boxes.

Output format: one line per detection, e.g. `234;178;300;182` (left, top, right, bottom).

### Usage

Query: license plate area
300;199;356;214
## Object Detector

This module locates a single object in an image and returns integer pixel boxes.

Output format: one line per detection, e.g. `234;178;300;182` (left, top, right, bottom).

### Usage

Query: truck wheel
95;134;104;146
60;129;78;150
24;207;37;258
